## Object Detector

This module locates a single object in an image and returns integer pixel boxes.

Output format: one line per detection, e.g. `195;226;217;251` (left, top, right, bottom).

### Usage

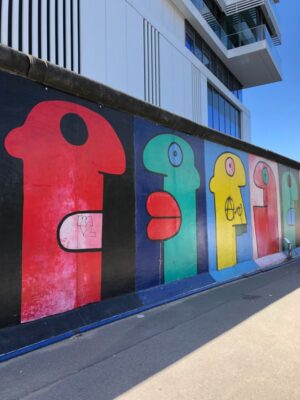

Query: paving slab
1;259;300;400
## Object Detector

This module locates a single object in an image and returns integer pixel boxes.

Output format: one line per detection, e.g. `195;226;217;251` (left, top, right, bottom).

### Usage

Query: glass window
216;60;224;83
222;68;229;88
225;101;231;135
185;33;194;52
213;89;219;130
195;36;203;62
219;96;225;132
235;109;241;138
185;21;243;100
208;84;241;138
202;43;211;69
230;106;236;137
208;86;213;128
210;53;217;76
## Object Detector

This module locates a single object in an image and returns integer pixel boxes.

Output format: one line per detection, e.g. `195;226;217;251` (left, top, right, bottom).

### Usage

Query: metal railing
190;0;281;47
191;0;230;48
190;0;282;69
227;24;281;68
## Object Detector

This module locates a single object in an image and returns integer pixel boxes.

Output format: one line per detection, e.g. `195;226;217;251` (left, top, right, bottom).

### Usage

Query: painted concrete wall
0;69;298;345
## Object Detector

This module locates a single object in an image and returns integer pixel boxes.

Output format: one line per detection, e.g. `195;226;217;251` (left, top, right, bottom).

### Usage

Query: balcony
171;0;282;88
227;24;280;62
226;24;282;87
191;0;281;44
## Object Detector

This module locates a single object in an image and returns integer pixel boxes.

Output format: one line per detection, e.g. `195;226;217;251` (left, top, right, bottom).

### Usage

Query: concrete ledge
0;44;298;170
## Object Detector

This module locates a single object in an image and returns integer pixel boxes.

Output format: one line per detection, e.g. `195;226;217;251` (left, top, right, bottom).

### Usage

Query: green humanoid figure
143;134;200;283
281;171;298;249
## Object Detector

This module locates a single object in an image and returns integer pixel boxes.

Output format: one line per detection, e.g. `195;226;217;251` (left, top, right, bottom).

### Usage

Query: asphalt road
1;259;300;400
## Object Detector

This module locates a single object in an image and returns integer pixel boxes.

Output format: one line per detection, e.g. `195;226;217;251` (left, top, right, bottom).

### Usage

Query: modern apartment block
0;0;281;142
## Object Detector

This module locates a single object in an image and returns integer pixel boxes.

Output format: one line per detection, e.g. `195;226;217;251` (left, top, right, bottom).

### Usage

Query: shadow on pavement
1;259;300;400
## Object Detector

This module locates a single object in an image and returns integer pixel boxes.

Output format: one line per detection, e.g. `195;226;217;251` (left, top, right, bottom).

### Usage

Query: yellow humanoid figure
210;153;247;270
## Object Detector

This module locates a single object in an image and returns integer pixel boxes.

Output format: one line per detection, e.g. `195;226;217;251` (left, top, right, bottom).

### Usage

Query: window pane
223;68;229;88
230;105;236;137
213;89;219;130
185;21;242;100
195;36;203;62
219;96;225;133
208;86;213;128
185;33;194;52
216;60;224;83
235;109;241;138
202;43;210;69
210;53;217;75
225;101;231;134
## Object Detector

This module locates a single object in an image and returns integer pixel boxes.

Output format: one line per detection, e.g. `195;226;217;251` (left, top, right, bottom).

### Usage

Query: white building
0;0;281;142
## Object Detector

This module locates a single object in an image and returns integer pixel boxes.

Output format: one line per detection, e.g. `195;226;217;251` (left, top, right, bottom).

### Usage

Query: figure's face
5;101;126;176
282;171;298;226
5;101;126;252
143;134;200;241
143;134;200;190
254;162;274;190
210;153;247;226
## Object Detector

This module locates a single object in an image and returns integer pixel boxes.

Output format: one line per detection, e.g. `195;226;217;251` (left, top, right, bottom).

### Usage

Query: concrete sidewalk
1;260;300;400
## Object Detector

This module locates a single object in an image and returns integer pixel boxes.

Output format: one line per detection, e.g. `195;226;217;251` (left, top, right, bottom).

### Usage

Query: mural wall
0;70;299;334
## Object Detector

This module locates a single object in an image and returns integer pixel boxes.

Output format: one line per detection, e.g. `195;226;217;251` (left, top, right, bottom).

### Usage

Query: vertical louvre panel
148;22;152;104
143;19;149;104
192;65;201;124
11;0;19;49
77;0;80;73
7;0;12;47
65;0;71;69
49;0;56;63
72;0;78;73
143;19;160;107
0;0;80;72
31;0;38;57
41;0;47;60
1;0;9;45
57;0;64;66
22;0;29;53
155;29;160;107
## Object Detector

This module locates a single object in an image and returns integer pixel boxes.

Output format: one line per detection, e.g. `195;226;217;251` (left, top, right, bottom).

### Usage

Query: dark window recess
208;84;241;138
186;21;242;101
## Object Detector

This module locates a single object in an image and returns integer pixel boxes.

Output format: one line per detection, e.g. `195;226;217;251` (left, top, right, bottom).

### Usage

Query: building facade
0;0;281;142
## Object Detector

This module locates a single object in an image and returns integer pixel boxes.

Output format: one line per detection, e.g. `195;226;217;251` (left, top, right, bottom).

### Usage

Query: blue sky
243;1;300;162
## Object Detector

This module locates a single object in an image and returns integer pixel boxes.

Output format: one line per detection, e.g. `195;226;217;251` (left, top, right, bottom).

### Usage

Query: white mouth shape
58;212;103;252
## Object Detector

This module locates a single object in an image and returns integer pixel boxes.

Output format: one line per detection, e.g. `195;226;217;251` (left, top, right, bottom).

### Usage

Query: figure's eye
60;113;88;146
168;143;183;167
262;167;269;185
225;157;235;176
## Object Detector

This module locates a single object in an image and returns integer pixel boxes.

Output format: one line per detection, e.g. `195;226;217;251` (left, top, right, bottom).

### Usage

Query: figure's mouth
146;192;181;240
58;211;103;251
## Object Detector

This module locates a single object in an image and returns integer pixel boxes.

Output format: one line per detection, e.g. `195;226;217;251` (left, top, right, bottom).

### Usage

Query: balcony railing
227;24;281;68
190;1;281;68
190;0;281;48
191;0;230;47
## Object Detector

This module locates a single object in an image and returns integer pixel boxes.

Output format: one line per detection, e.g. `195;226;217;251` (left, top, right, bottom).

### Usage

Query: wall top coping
0;44;298;170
